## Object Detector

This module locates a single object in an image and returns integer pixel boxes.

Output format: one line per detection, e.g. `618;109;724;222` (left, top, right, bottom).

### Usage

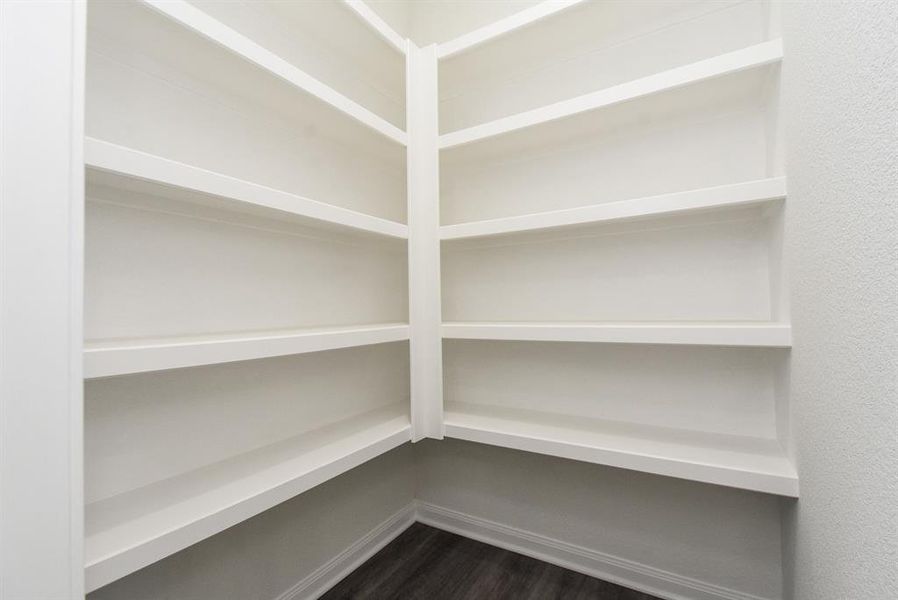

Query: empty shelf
86;138;407;239
439;39;783;149
85;406;411;592
442;322;792;347
140;0;406;145
444;403;798;497
85;323;410;378
440;178;786;240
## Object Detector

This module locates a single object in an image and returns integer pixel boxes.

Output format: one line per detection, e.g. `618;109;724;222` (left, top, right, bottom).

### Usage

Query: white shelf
439;39;783;149
442;322;792;347
436;0;587;60
85;138;408;240
440;178;786;240
140;0;407;145
444;403;798;497
342;0;407;54
85;407;411;592
85;323;410;379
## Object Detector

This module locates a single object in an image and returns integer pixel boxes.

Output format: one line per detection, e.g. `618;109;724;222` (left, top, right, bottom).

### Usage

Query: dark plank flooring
321;523;663;600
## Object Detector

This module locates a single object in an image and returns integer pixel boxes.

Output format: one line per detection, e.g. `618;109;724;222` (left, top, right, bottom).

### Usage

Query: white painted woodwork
443;334;795;497
85;345;408;504
144;0;406;142
440;177;786;240
85;324;410;379
442;323;791;348
436;0;796;502
86;138;408;239
87;0;407;222
83;3;414;588
406;43;444;441
440;40;782;148
85;343;409;590
84;190;407;342
444;341;788;439
70;1;799;593
187;0;406;127
441;64;782;225
0;2;85;598
343;0;407;54
442;206;781;323
444;404;798;497
439;1;776;133
435;0;586;60
86;406;410;592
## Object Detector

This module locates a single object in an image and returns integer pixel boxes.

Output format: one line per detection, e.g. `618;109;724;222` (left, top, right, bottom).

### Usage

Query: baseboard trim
276;502;417;600
276;500;772;600
415;501;772;600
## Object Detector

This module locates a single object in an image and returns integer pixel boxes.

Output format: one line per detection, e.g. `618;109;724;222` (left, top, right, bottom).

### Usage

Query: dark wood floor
321;523;663;600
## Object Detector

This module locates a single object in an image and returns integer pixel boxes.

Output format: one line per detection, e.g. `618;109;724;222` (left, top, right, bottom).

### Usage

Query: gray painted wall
780;1;898;598
416;438;784;599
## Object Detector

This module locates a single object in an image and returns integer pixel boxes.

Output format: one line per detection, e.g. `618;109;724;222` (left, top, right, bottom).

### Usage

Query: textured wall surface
88;445;415;600
781;1;898;598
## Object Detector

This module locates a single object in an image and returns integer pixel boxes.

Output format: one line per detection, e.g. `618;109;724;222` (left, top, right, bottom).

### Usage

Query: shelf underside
85;406;410;592
444;402;797;497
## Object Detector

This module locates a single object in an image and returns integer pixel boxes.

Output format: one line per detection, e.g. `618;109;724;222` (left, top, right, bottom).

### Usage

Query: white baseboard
276;500;771;600
415;501;772;600
276;502;417;600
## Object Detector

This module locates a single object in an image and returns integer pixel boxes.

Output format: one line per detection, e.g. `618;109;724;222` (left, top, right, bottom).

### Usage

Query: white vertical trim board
406;43;444;441
415;503;774;600
276;502;417;600
0;1;86;598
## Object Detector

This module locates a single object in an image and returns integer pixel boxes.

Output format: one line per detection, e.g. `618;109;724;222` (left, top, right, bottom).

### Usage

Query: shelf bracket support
406;42;443;441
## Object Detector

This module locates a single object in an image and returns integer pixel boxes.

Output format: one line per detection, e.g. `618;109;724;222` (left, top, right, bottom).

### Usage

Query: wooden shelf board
442;322;792;348
444;402;798;497
440;178;786;240
140;0;407;145
342;0;407;54
85;323;410;379
439;39;783;149
85;406;411;592
85;138;408;240
436;0;587;60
